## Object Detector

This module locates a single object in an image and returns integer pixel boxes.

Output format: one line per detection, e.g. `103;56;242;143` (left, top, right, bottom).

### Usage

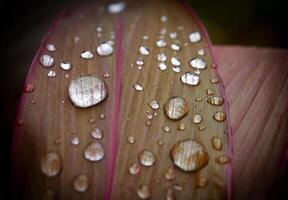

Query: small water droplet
165;166;176;181
210;78;219;84
170;44;181;51
195;97;203;102
215;155;230;164
145;120;152;127
165;188;175;200
170;32;177;39
180;72;200;86
193;113;203;124
206;89;214;96
107;1;126;13
158;62;167;71
71;136;80;145
73;36;80;44
198;48;205;56
207;96;224;106
103;72;110;78
138;150;156;167
156;39;167;47
24;83;34;93
129;162;141;175
160;15;168;22
136;58;144;66
157;53;167;62
194;69;201;75
137;184;151;199
163;126;171;132
134;83;144;91
146;113;153;119
213;111;226;122
211;63;217;68
97;42;114;56
198;125;206;131
148;99;159;110
139;46;150;56
127;136;135;144
91;128;103;140
189;57;207;69
64;73;70;79
40;152;62;177
80;50;93;59
47;70;56;78
170;139;209;172
68;76;108;108
189;31;201;43
60;62;73;70
84;142;104;162
99;113;105;119
212;137;222;151
174;184;184;191
171;57;181;66
46;44;56;52
40;54;55;67
197;177;208;188
96;26;103;32
157;140;164;146
178;123;186;131
72;174;90;192
164;96;189;120
172;66;181;73
143;35;149;40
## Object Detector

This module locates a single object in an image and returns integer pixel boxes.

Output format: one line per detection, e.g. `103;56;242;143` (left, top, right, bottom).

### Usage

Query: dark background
0;0;287;198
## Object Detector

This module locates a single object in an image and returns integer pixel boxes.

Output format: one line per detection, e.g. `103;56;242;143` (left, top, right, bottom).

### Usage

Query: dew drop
213;111;226;122
156;39;167;47
189;57;207;69
197;177;209;188
174;184;184;191
97;42;114;56
180;72;200;86
158;62;167;71
170;32;177;39
163;126;171;132
64;73;70;79
198;125;206;131
40;152;62;177
171;57;181;66
207;96;224;106
71;136;80;145
157;140;164;146
60;62;73;70
170;44;181;51
47;70;56;78
138;150;156;167
194;69;201;75
96;26;103;32
103;72;110;78
193;113;203;124
68;75;108;108
136;59;144;66
212;137;222;151
189;31;201;43
198;48;205;56
139;46;150;56
165;166;176;181
129;162;141;175
46;44;56;52
91;128;103;140
127;136;135;144
195;97;203;102
148;99;159;110
164;96;189;120
160;15;168;23
24;83;34;93
40;54;55;67
172;66;181;73
210;78;220;84
145;120;152;127
84;142;104;162
143;35;149;40
215;155;230;164
80;50;93;59
99;113;105;119
73;36;80;44
157;53;167;62
170;139;209;172
72;174;90;192
134;83;144;91
107;1;126;13
206;89;214;96
178;123;186;131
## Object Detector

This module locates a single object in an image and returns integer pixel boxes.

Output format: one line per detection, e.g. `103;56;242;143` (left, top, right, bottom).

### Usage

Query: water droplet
47;70;56;78
148;99;159;110
157;140;164;146
171;57;181;66
103;72;110;78
164;96;189;120
172;66;181;73
193;113;203;124
24;83;34;93
160;15;168;22
145;120;152;127
206;89;214;96
64;73;70;79
170;139;209;172
194;69;201;75
215;155;230;164
165;188;175;200
157;53;167;62
136;59;144;66
96;26;103;32
171;44;181;51
207;96;224;106
60;62;73;70
212;137;222;151
189;31;201;43
72;174;90;192
40;152;62;177
139;46;150;56
80;50;93;59
68;76;108;108
198;48;205;56
189;57;207;69
158;62;167;71
97;42;114;56
46;44;56;52
134;83;144;91
138;150;156;167
197;177;208;188
71;136;80;145
156;39;167;47
178;123;186;131
91;128;103;140
143;35;149;40
213;111;226;122
198;125;206;131
210;78;219;84
195;97;203;102
165;166;176;181
146;113;153;119
170;32;177;39
163;126;171;132
73;36;80;44
99;113;105;119
174;184;184;191
180;72;200;86
40;54;55;67
84;142;104;162
129;162;141;175
107;1;126;13
127;136;135;144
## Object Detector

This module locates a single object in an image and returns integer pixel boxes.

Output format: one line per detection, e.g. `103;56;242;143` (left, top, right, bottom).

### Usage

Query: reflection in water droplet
72;174;90;192
207;96;224;106
139;46;150;56
171;44;181;51
71;136;80;145
91;128;103;140
156;39;167;47
189;57;207;69
197;177;208;188
97;42;113;56
170;139;209;172
164;97;189;120
40;54;55;67
157;53;167;62
148;99;159;110
212;137;222;151
47;70;56;78
24;83;34;93
193;113;203;124
213;111;226;122
138;150;156;167
180;72;200;86
60;62;73;70
40;152;62;177
46;44;56;52
134;83;144;91
84;142;104;162
165;166;176;181
215;155;230;164
137;184;151;199
68;76;108;108
170;32;177;39
127;136;135;144
171;57;181;66
107;1;126;13
189;31;201;43
80;51;93;59
129;162;141;175
158;62;167;71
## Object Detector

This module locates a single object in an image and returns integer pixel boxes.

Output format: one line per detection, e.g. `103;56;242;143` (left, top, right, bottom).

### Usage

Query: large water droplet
40;54;55;67
68;76;108;108
157;53;167;62
171;57;181;66
137;184;151;199
129;162;141;175
97;42;113;56
84;142;104;162
189;31;201;43
148;99;159;110
189;57;207;69
46;44;56;52
207;96;224;106
212;137;222;151
170;139;209;172
80;51;93;59
156;39;167;47
164;96;189;120
139;46;150;56
213;111;226;122
215;155;230;164
107;1;126;13
133;83;144;91
60;62;73;70
91;128;103;140
72;174;90;192
180;72;200;86
40;152;62;177
138;150;156;167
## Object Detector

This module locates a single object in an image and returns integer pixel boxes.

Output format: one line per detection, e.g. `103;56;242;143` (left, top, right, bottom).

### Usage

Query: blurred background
0;0;287;198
